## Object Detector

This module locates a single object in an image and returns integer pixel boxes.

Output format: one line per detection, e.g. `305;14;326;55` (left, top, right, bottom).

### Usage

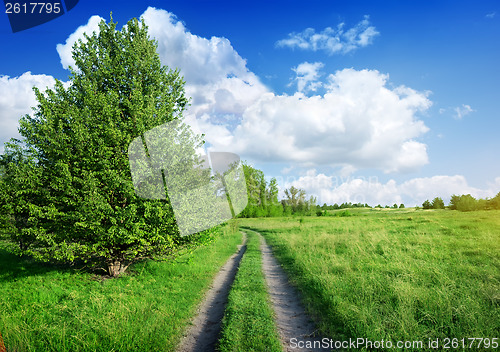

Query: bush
332;210;352;217
432;197;445;209
456;194;478;212
267;204;284;217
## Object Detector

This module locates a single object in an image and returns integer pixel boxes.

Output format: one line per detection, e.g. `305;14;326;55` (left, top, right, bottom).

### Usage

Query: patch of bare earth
258;231;331;352
176;233;247;352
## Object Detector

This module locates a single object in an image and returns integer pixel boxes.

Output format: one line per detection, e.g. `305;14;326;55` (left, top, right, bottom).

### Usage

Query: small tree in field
431;197;445;209
422;200;432;209
0;16;196;277
456;194;478;212
449;194;460;210
283;186;306;213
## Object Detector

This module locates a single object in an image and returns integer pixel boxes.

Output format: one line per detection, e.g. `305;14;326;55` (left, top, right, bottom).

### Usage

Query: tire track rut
176;232;247;352
257;230;328;352
177;229;330;352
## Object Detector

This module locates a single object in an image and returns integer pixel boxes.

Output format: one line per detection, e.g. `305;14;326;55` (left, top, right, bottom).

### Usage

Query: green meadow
240;209;500;348
0;224;242;352
0;209;498;351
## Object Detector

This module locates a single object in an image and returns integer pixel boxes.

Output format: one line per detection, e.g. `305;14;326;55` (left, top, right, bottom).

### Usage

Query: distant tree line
422;193;500;212
373;203;406;209
320;202;371;210
238;164;500;217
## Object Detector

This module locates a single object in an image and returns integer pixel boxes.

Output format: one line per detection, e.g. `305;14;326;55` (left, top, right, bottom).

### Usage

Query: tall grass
240;210;500;350
0;223;242;352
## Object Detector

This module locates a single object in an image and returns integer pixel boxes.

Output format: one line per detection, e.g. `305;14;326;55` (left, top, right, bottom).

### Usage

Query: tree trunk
107;259;129;277
0;330;6;352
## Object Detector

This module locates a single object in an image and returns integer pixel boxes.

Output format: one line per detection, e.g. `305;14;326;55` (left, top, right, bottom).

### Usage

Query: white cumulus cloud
221;68;431;173
53;8;430;174
276;15;379;55
141;7;268;122
291;62;324;93
138;8;425;173
0;72;58;153
286;171;499;206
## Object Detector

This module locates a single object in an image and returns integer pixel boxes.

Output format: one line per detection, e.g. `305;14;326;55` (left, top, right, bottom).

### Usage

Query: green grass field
1;209;499;351
0;224;242;352
240;209;500;349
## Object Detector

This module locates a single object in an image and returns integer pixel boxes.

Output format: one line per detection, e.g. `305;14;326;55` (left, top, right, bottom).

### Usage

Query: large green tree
0;16;198;276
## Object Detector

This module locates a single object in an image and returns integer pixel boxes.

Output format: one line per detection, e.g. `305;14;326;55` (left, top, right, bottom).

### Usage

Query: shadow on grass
0;247;80;283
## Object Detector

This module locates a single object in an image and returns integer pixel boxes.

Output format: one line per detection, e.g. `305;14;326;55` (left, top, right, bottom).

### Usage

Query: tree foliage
490;192;500;210
239;163;285;217
324;202;370;210
0;16;211;277
239;164;266;217
422;193;500;212
449;194;478;212
238;164;319;217
431;197;445;209
422;200;432;209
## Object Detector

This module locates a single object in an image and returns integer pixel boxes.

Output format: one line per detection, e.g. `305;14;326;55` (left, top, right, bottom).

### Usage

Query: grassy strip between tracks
0;223;242;352
217;229;282;352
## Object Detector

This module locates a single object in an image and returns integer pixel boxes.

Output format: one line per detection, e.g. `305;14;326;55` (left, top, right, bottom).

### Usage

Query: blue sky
1;0;499;206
